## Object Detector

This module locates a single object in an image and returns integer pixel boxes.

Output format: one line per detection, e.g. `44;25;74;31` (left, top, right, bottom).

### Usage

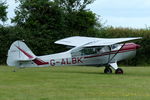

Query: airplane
7;36;141;74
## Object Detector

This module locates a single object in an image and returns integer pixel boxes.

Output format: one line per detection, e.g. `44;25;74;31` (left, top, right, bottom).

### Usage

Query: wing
85;37;142;47
55;36;142;47
55;36;100;47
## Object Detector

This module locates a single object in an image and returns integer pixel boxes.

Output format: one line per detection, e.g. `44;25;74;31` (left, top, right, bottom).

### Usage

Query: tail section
7;40;36;67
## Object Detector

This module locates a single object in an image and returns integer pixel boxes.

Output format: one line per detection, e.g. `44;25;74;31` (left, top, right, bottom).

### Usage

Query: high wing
55;36;142;47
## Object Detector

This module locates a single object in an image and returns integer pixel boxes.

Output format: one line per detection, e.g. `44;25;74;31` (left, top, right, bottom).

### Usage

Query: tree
54;0;100;36
11;0;101;54
12;0;65;31
55;0;95;12
12;0;99;35
12;0;68;54
0;1;7;23
64;9;101;36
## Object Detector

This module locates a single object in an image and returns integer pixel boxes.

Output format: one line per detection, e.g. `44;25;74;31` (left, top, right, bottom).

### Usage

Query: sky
3;0;150;28
88;0;150;28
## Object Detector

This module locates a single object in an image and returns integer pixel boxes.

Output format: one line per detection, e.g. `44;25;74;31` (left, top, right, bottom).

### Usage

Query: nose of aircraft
122;43;141;51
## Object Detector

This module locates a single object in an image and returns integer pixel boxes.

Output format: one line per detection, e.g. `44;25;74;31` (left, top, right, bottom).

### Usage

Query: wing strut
107;43;125;63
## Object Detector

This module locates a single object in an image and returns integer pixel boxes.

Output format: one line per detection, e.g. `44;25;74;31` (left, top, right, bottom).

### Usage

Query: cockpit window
81;48;97;55
112;44;118;49
111;44;122;50
71;47;103;57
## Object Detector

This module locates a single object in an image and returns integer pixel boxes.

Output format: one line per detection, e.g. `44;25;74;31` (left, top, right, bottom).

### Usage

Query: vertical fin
7;40;36;66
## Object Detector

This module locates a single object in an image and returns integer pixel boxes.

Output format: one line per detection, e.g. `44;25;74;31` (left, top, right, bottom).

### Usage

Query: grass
0;65;150;100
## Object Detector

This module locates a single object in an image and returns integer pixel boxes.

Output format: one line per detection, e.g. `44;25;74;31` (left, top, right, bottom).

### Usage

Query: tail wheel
104;67;112;74
115;68;123;74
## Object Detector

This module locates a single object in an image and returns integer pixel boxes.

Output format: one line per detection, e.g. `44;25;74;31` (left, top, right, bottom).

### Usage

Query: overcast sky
88;0;150;28
4;0;150;28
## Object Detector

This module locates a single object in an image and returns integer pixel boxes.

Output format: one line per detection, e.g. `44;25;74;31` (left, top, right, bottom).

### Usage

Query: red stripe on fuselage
32;58;49;65
15;45;49;65
84;43;137;59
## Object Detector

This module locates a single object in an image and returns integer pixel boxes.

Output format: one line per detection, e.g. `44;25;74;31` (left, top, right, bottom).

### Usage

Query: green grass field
0;66;150;100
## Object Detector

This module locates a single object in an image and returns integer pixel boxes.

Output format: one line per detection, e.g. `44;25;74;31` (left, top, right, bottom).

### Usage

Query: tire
115;68;123;74
104;67;112;74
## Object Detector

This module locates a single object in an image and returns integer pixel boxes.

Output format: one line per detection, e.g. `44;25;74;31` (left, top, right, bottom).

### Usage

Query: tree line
0;0;149;65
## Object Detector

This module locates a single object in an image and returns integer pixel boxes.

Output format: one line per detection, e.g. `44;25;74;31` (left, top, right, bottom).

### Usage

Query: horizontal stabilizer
17;57;35;62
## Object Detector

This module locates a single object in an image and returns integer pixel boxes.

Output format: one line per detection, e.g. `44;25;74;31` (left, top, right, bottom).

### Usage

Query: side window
112;44;118;49
111;44;121;50
72;47;104;57
80;48;97;55
99;46;110;53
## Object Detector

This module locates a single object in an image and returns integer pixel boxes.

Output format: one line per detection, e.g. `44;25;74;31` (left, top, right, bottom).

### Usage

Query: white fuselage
18;43;139;67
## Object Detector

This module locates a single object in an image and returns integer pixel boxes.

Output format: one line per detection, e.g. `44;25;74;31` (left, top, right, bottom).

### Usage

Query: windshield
111;44;122;50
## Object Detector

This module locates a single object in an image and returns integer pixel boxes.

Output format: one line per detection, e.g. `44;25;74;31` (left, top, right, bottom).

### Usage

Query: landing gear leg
104;66;112;74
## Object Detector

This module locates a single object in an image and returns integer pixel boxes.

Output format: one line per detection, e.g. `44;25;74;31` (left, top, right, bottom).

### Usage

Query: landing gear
104;63;124;74
108;62;124;74
104;67;112;74
115;68;123;74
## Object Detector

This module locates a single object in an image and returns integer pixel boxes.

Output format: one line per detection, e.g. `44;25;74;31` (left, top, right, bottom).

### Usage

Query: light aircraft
7;36;141;74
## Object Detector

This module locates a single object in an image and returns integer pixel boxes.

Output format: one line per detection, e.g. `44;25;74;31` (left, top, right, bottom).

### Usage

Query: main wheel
115;68;123;74
104;67;112;74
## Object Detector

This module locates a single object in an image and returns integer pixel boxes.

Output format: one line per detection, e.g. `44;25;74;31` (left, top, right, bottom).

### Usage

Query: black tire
115;68;123;74
104;67;112;74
